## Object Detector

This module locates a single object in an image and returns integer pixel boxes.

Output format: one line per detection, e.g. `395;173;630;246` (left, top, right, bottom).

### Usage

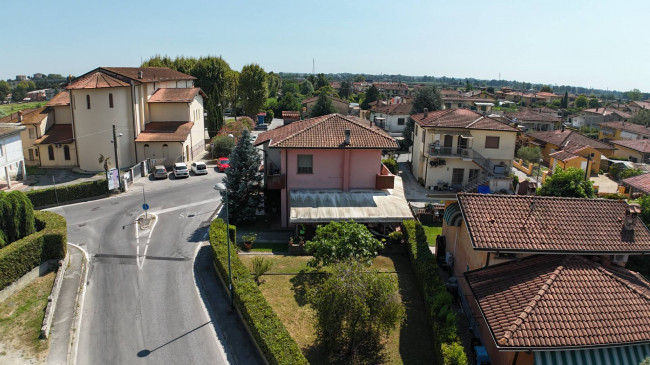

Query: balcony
266;174;285;189
376;164;395;189
428;144;474;158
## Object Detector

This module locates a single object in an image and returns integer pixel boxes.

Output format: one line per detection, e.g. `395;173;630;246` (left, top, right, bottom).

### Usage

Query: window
28;149;34;161
415;125;418;136
29;128;35;139
485;136;500;149
109;93;114;108
86;95;91;109
397;118;405;126
297;155;313;174
48;145;55;160
64;145;71;160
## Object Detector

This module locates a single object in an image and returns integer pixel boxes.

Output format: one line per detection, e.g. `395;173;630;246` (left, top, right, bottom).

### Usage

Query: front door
452;168;464;186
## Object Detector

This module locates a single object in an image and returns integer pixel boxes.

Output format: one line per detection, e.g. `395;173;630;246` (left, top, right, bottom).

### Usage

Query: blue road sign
142;203;149;211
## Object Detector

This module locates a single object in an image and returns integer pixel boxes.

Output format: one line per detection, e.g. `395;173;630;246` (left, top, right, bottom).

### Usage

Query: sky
1;0;648;92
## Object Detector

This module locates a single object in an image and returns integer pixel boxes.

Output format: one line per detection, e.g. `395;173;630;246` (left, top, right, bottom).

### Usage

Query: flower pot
244;241;253;250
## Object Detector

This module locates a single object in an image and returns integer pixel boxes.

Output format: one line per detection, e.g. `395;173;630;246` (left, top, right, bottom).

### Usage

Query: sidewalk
47;244;85;365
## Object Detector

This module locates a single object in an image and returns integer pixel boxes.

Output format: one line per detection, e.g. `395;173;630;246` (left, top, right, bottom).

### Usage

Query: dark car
254;123;268;131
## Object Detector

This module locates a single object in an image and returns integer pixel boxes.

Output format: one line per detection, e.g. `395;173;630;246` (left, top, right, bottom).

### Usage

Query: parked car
173;162;189;178
216;157;230;172
153;165;168;179
254;123;268;131
191;161;208;175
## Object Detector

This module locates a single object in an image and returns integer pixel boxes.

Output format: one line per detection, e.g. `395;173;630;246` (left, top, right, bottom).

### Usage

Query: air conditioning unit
611;254;628;263
439;159;446;165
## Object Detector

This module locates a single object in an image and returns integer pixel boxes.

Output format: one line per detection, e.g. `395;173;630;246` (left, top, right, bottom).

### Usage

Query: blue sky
2;0;648;92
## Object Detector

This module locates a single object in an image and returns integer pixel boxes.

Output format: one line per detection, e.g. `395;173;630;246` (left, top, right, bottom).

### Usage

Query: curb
40;252;70;338
66;243;90;365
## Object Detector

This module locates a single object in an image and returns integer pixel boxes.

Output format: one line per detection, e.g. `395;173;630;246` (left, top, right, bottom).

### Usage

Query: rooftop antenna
312;58;315;75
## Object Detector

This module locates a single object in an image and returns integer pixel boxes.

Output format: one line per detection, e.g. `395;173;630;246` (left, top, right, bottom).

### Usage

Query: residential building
254;113;412;228
369;102;411;134
301;95;349;116
611;139;650;163
599;121;650;141
505;108;560;132
372;82;409;97
410;109;519;193
442;97;495;114
621;172;650;196
571;107;631;128
442;193;650;365
527;128;615;175
64;67;206;170
0;123;26;189
627;100;650;114
503;91;561;105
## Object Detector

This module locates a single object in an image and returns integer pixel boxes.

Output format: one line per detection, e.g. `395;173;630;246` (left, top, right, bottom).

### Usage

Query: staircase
462;171;490;192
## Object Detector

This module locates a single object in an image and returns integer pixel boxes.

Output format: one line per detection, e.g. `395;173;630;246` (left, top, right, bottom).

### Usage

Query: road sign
142;203;149;211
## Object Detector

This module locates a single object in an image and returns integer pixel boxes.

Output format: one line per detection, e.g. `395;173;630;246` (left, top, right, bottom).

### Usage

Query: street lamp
111;125;124;191
213;182;233;309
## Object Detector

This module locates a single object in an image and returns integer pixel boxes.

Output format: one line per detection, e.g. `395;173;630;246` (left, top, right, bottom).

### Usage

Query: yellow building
610;139;650;164
599;121;650;141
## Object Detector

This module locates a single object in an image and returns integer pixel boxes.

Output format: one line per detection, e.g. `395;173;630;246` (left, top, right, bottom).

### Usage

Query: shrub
382;158;398;175
305;221;383;267
0;211;66;290
209;219;307;365
210;135;235;159
26;179;108;208
441;341;468;365
252;257;272;284
0;191;36;247
402;220;467;364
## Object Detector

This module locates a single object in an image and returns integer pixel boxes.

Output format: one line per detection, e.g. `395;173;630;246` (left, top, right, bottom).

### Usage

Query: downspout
511;351;519;365
189;102;194;161
69;90;80;167
485;252;490;267
285;149;289;227
131;82;139;163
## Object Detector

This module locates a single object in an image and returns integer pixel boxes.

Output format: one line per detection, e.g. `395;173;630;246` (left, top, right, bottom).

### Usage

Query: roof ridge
276;114;394;146
466;116;485;128
272;114;330;145
498;256;570;346
594;260;650;302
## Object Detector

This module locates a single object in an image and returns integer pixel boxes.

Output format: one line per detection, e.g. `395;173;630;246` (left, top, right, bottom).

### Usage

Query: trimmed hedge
26;179;109;208
0;211;67;290
209;219;308;365
0;191;36;247
402;220;467;365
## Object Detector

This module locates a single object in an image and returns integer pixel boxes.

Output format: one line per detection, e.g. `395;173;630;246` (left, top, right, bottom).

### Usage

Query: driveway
21;167;104;190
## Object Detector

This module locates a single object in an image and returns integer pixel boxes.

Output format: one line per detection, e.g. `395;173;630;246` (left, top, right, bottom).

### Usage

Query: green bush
0;191;36;247
26;179;108;208
0;211;67;290
209;219;308;365
402;220;467;365
382;158;398;175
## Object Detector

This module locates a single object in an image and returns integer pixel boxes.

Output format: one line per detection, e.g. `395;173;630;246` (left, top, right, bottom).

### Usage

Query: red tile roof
630;100;650;110
600;121;650;137
583;107;632;119
0;108;40;124
0;123;26;137
622;173;650;194
67;71;130;89
611;139;650;153
411;109;519;132
549;150;580;162
255;113;398;149
505;109;560;123
528;130;614;150
302;95;349;105
101;67;195;83
0;107;49;125
281;111;300;119
46;91;70;106
465;255;650;349
135;122;194;142
370;102;412;115
148;88;206;103
34;124;74;145
372;82;408;91
457;193;650;253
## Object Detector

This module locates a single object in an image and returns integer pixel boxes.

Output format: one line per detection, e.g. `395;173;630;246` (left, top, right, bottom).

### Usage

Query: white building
369;103;411;135
0;123;26;189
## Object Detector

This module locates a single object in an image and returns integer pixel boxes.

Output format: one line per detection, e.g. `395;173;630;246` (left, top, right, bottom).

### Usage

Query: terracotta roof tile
135;122;193;142
611;139;650;153
67;71;130;89
411;109;519;132
549;150;580;162
600;121;650;137
0;123;26;137
148;88;205;103
302;95;349;105
457;193;650;253
46;91;70;106
256;113;397;149
370;103;412;115
622;173;650;194
0;107;49;125
34;124;73;144
505;109;560;123
583;107;632;119
0;108;40;123
465;255;650;349
101;67;195;83
372;82;408;91
528;130;614;150
281;111;300;119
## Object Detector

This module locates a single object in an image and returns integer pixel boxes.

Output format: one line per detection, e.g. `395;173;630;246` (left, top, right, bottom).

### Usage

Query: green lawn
422;222;442;246
239;241;289;253
238;254;436;364
0;101;48;118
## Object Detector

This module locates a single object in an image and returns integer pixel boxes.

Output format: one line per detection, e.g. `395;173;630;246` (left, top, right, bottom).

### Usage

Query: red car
216;157;230;172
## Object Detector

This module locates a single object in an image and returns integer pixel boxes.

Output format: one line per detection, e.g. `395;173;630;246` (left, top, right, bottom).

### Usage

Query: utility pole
113;125;123;192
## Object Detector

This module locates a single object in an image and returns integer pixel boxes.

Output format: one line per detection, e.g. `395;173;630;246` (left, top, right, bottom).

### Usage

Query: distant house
372;82;409;97
255;113;411;228
505;108;560;132
369;102;411;134
301;95;349;116
599;121;650;141
281;111;300;125
572;107;631;129
611;139;650;163
504;91;561;105
0;123;26;189
442;193;650;365
627;100;650;114
621;172;650;196
442;96;495;114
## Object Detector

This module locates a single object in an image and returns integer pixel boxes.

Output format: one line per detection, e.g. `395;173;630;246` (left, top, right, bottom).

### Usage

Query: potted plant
242;233;257;251
298;236;305;246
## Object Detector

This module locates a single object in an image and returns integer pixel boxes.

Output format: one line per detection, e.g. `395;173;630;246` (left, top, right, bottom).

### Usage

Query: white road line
135;213;158;270
150;198;220;216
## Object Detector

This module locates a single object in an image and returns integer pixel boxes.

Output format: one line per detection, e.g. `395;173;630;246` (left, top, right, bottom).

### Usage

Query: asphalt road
48;169;228;364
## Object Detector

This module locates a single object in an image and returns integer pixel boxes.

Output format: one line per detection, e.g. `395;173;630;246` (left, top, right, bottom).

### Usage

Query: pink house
255;114;413;228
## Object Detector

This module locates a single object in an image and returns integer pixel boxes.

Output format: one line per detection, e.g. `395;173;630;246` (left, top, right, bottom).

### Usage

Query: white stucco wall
53;105;72;124
370;112;408;133
137;141;184;168
0;133;24;166
37;143;77;167
149;103;191;122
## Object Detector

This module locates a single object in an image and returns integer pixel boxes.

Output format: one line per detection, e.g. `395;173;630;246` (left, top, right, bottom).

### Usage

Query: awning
443;203;463;227
534;344;650;365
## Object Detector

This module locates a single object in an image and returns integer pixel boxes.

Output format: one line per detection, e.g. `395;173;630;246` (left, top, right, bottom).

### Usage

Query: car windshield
156;169;166;173
221;159;229;165
176;166;187;170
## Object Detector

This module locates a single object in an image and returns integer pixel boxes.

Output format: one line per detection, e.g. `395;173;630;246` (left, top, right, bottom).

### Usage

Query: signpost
142;186;149;219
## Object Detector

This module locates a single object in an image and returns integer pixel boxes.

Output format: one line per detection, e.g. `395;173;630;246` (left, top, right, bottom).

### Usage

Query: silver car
153;165;168;179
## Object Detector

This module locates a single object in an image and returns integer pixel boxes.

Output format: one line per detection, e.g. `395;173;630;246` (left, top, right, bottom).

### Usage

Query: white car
191;161;208;175
173;162;189;178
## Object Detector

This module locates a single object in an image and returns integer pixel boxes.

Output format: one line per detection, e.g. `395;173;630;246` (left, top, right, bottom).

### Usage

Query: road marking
150;198;220;216
135;213;158;270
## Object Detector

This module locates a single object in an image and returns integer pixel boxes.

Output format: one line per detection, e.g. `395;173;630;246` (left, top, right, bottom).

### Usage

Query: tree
210;135;235;158
625;88;643;101
282;81;300;95
98;154;111;173
239;64;268;118
310;93;336;117
640;357;650;365
465;80;473;92
561;91;569;109
267;72;281;98
588;97;600;109
308;263;404;364
411;85;443;114
299;80;314;96
221;129;263;224
354;75;366;82
360;85;379;110
441;342;469;365
339;81;352;99
205;97;221;138
516;146;542;164
630;109;650;126
11;82;28;101
401;118;415;151
575;95;588;108
224;70;239;116
540;85;553;93
486;86;495;93
278;92;301;113
314;73;329;90
0;80;10;101
537;167;595;198
305;221;383;267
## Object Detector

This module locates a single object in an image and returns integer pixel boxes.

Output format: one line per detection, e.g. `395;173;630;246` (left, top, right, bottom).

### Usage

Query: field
0;101;49;118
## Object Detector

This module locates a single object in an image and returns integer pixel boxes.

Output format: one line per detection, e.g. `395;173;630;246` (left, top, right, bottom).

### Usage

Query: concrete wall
137;141;184;168
53;105;72;124
149;103;190;122
37;143;77;167
370;112;408;133
613;144;644;163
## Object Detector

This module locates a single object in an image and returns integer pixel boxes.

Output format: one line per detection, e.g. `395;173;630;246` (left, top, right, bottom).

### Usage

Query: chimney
17;111;23;122
137;71;143;79
423;108;428;117
344;129;351;145
623;204;641;231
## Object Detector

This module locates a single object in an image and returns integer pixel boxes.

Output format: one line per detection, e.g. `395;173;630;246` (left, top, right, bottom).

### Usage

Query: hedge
0;211;67;290
0;191;36;247
402;220;467;365
209;219;308;365
26;179;109;208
